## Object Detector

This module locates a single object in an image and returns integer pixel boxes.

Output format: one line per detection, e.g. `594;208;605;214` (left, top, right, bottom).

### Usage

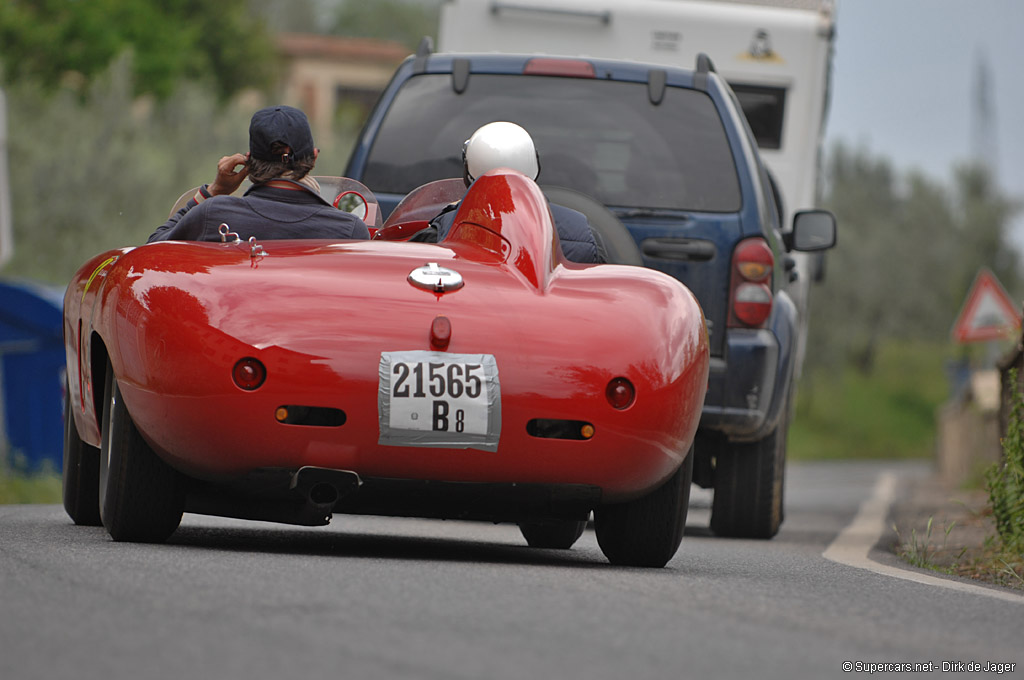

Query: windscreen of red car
362;73;741;213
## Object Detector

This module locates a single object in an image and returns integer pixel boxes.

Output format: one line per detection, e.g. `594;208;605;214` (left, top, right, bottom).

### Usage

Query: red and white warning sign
951;268;1022;343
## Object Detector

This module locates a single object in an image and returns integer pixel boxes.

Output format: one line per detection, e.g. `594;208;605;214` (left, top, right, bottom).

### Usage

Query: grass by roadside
790;341;951;461
890;363;1024;591
892;478;1024;591
791;340;1024;590
0;452;62;504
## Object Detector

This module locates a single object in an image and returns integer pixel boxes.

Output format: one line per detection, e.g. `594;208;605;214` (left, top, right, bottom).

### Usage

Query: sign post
0;88;11;268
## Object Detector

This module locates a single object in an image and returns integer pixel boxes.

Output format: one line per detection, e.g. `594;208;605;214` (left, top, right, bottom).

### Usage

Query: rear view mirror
786;210;836;251
334;190;368;220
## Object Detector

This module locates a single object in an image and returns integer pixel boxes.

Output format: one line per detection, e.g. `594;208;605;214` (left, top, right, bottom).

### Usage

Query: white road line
823;471;1024;604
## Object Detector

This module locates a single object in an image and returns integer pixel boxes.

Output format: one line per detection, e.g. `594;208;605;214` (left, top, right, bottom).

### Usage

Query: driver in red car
148;105;371;243
420;121;606;264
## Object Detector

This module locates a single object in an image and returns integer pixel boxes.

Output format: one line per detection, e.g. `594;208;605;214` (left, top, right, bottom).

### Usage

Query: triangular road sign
951;268;1021;343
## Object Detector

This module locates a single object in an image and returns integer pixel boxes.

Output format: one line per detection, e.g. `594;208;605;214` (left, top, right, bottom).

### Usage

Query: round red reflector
606;377;636;410
232;358;266;390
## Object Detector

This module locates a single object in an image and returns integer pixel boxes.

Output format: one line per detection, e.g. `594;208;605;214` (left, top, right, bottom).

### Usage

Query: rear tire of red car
594;450;693;568
99;366;185;542
709;417;786;540
518;519;587;549
63;384;102;526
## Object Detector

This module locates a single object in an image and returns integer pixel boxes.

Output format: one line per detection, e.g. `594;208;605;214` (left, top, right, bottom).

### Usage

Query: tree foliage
806;141;1022;375
0;53;365;286
0;0;277;99
1;57;252;283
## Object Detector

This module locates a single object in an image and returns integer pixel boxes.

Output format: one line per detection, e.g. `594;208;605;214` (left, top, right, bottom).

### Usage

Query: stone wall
936;370;1002;487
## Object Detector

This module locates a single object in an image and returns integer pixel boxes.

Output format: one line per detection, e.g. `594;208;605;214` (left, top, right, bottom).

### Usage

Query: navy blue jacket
148;181;370;243
428;201;605;264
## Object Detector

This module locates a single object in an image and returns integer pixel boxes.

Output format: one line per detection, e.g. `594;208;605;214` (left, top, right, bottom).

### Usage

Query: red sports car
62;170;709;567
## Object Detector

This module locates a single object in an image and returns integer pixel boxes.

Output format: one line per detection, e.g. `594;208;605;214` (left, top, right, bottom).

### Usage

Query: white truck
438;0;836;371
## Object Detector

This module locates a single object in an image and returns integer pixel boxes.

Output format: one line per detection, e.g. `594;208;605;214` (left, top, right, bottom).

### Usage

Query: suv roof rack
451;58;471;93
694;52;716;91
648;69;667;105
696;53;716;74
413;36;433;74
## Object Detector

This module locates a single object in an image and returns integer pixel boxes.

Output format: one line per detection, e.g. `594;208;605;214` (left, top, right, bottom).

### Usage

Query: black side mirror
785;210;836;251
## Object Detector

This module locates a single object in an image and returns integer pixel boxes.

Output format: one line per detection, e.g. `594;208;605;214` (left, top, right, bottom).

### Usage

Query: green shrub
987;369;1024;555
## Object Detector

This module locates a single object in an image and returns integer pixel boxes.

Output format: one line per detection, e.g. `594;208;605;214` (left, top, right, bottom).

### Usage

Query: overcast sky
825;0;1024;228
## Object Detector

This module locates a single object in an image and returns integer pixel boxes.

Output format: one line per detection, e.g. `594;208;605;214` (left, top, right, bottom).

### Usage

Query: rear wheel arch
89;333;110;434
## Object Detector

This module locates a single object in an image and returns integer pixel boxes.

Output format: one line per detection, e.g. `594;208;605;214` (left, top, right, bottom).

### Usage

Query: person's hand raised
208;153;250;196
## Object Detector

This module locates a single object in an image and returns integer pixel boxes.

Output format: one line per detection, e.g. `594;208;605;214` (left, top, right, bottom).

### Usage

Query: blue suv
344;45;836;538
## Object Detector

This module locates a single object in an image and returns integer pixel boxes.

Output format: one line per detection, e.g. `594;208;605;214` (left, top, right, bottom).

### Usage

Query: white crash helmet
462;121;541;185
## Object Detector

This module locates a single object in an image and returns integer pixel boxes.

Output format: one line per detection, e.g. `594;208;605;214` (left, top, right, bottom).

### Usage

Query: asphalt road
2;461;1021;680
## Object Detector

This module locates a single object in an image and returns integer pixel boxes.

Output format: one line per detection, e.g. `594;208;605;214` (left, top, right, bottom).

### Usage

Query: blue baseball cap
249;105;315;162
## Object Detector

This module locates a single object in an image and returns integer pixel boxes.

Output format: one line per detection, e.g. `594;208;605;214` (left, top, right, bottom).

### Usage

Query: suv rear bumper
699;328;780;441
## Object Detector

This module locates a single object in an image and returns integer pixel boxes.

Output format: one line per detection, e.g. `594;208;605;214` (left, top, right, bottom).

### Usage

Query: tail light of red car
605;377;636;410
728;237;774;328
232;357;267;390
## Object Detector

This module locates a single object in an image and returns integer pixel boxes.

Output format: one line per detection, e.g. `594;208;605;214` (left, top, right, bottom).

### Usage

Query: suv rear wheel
710;415;787;539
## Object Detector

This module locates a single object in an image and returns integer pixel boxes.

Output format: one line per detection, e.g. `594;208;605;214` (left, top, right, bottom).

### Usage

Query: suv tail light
728;238;774;328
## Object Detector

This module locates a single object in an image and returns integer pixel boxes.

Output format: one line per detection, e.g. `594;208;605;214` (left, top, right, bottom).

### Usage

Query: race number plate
378;351;501;451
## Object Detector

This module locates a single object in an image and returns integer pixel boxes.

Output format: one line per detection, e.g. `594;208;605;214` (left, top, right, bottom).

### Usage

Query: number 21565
391;361;483;400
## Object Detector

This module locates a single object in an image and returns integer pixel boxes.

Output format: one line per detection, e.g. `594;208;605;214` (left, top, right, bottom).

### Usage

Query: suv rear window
363;73;741;212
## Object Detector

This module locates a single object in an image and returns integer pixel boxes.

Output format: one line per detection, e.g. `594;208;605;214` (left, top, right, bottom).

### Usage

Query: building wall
276;34;410;142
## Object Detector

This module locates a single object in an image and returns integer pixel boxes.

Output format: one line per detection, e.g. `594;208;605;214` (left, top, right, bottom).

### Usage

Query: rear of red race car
63;170;709;567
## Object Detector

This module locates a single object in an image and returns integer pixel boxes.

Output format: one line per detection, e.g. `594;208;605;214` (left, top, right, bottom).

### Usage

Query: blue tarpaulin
0;279;66;470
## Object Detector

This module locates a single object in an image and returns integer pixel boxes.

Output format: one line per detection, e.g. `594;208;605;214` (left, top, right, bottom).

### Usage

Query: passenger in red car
420;121;606;264
148;106;371;243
